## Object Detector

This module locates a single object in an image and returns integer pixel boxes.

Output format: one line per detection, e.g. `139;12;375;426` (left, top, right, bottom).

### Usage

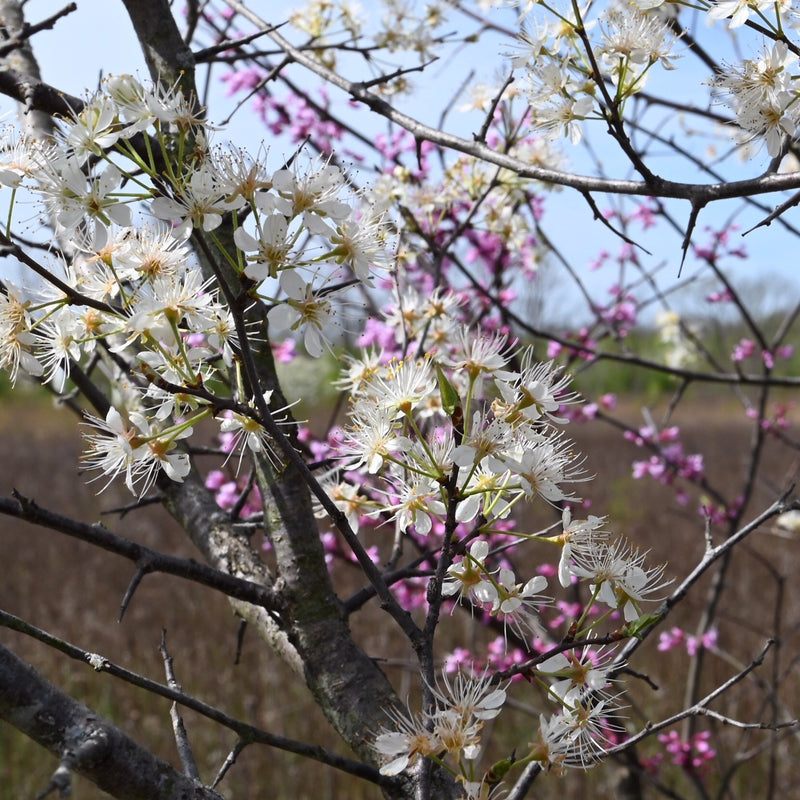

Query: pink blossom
770;401;794;430
205;469;227;491
443;647;475;674
700;628;718;649
732;338;756;362
627;198;657;230
600;393;617;411
705;288;733;303
272;339;297;363
658;627;685;652
393;577;429;612
658;730;716;772
357;317;402;353
537;562;557;578
658;626;718;655
221;67;267;97
588;250;610;271
485;637;528;679
548;599;581;629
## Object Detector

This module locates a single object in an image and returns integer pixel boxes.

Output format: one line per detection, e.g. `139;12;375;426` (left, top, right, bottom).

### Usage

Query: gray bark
0;643;222;800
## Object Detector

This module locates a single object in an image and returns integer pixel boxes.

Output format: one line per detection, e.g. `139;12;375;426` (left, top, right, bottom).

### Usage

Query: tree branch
0;612;390;790
0;492;285;613
222;0;800;204
0;642;223;800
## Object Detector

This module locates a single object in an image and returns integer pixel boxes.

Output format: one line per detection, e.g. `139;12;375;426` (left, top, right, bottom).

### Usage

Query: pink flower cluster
564;392;617;423
746;401;795;433
375;130;434;179
602;197;658;233
705;288;733;303
205;468;264;520
657;626;718;656
597;285;638;337
444;636;530;681
702;496;744;526
732;338;793;366
320;530;380;567
692;223;747;263
547;327;598;362
657;730;716;772
221;68;350;156
253;88;347;154
627;425;704;505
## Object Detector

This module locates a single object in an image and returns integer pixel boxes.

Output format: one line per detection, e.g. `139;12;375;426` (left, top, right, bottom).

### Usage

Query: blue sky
3;0;800;326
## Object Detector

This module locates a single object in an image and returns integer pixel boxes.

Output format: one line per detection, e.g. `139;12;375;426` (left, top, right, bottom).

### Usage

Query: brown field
1;390;799;799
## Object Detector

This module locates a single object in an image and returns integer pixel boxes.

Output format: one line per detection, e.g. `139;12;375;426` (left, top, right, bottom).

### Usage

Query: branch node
35;764;71;800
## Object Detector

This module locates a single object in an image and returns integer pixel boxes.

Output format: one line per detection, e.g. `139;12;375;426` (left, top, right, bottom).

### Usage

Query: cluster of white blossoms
500;1;680;145
324;292;669;788
289;0;451;73
710;41;800;158
0;76;388;495
657;310;701;369
336;310;668;619
273;0;800;196
372;666;622;793
510;0;800;155
374;672;507;777
0;25;675;799
311;0;800;159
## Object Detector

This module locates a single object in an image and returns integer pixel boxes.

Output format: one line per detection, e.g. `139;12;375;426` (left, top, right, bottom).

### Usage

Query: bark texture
0;643;222;800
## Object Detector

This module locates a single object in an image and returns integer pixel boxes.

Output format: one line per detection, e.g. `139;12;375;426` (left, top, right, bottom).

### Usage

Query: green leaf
485;755;515;784
621;613;661;639
436;364;461;416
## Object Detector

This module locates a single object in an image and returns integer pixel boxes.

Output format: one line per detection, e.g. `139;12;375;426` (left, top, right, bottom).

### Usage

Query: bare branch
0;492;285;613
0;64;83;116
615;496;794;667
159;631;201;781
604;640;786;758
0;642;223;800
222;0;800;204
0;612;389;789
0;2;77;59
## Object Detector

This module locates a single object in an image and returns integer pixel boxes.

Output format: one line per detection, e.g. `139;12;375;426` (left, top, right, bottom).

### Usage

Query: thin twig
221;0;800;203
605;640;790;758
0;609;389;788
0;2;78;59
118;567;147;623
159;631;201;781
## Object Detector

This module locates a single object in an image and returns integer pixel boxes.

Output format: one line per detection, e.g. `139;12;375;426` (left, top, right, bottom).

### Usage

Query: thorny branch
0;492;285;613
0;610;388;788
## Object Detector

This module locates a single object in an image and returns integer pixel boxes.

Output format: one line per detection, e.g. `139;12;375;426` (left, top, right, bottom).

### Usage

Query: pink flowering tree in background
1;1;800;799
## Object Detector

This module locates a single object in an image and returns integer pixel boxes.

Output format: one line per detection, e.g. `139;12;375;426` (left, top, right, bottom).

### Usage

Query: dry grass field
1;389;799;799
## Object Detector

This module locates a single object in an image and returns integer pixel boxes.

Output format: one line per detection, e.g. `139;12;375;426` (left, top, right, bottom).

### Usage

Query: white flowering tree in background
1;0;800;798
